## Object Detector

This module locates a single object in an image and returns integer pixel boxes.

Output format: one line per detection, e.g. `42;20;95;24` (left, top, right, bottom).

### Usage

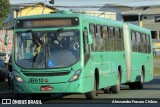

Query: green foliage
0;0;11;27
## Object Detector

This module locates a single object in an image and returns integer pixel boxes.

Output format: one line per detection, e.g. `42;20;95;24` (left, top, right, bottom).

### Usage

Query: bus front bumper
14;79;85;94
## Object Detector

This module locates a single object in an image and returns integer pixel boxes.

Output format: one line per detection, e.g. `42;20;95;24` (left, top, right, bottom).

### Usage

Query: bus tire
103;87;111;94
85;78;97;99
153;52;156;56
137;72;144;89
111;72;120;94
129;83;137;89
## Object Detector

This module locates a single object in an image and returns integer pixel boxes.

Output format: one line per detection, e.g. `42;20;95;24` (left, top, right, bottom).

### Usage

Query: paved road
0;76;160;104
41;76;160;104
1;56;160;103
39;57;160;103
154;58;160;68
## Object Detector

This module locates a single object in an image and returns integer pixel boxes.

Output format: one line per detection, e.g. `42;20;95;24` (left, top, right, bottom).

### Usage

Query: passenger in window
118;30;121;39
103;29;109;51
103;30;109;39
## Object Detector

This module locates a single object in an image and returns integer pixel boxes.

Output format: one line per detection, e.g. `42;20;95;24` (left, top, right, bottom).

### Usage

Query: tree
0;0;11;27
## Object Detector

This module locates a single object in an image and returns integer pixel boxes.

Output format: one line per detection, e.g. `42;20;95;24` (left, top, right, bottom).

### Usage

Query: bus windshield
15;29;80;69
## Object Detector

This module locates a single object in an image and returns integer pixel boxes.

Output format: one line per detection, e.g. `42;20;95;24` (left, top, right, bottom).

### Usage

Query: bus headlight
14;71;23;83
69;69;82;82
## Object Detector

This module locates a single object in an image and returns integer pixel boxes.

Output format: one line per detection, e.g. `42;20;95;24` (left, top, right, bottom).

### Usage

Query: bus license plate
28;78;45;83
41;86;53;91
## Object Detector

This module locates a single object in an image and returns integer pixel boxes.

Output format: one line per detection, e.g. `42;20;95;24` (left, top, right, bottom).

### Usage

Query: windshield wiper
25;30;44;67
25;30;43;56
25;30;42;47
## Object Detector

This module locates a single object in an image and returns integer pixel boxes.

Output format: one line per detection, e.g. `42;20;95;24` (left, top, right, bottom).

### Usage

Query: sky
9;0;160;10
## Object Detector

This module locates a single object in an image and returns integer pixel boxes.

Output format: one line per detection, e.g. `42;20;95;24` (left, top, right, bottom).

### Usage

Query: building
99;4;123;21
104;4;160;40
72;10;118;20
122;5;160;40
68;4;122;21
0;2;56;52
104;4;160;55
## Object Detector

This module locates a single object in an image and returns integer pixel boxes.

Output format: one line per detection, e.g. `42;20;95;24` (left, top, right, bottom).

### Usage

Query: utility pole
42;0;54;14
138;7;149;27
42;0;47;14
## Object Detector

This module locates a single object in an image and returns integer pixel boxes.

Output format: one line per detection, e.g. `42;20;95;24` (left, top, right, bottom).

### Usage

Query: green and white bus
9;10;153;99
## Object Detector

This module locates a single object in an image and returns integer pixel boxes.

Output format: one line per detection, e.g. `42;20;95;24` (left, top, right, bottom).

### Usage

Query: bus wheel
137;72;144;89
103;87;111;94
111;73;120;94
129;83;137;89
85;78;97;99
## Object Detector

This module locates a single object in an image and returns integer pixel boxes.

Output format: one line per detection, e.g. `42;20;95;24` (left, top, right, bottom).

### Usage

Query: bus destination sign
16;17;79;28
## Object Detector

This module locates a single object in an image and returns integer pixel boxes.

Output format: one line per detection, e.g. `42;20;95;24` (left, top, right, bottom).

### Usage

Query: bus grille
23;72;70;77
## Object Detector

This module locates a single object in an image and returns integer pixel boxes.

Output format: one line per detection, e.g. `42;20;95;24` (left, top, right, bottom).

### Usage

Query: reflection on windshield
15;30;80;69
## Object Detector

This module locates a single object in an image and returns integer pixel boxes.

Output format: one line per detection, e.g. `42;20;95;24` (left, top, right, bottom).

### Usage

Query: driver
68;40;79;59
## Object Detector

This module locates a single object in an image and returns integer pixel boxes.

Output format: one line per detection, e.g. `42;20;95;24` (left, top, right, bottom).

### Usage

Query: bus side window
109;27;115;51
101;26;105;51
131;31;136;52
96;25;103;51
140;33;143;53
136;32;141;53
103;25;109;51
83;27;90;65
83;34;89;54
103;26;109;39
120;28;124;51
115;27;122;51
142;33;146;53
89;24;96;52
109;27;114;37
146;35;151;53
